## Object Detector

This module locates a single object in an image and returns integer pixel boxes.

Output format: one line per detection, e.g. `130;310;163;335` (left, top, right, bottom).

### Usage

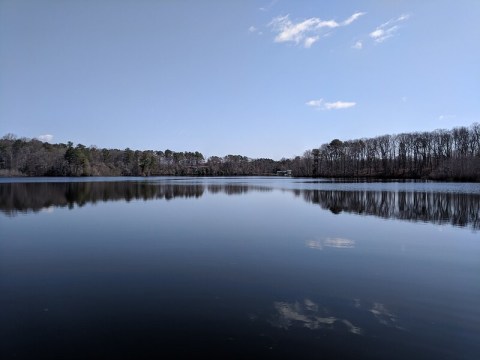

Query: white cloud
369;27;395;43
304;36;319;48
325;101;356;110
269;11;366;48
306;98;356;110
270;16;338;44
259;0;278;12
306;99;324;107
352;40;363;49
370;14;410;43
37;134;54;142
439;114;456;120
249;25;263;36
342;12;366;26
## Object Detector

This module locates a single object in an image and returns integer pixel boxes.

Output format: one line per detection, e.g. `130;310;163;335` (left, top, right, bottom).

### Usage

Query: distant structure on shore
276;170;292;176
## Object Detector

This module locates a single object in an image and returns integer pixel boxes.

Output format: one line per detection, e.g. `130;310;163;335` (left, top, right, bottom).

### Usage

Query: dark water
1;177;479;359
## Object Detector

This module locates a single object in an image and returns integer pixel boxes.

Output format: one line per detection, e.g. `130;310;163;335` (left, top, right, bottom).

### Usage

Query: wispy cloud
306;98;356;110
269;12;366;48
370;14;410;43
306;99;324;107
304;36;319;48
342;12;366;26
439;114;456;120
37;134;54;142
259;0;278;12
352;40;363;49
248;25;263;36
269;16;338;45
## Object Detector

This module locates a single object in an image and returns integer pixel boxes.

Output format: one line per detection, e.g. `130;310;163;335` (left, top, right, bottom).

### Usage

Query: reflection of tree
0;182;206;215
1;183;478;229
0;182;271;215
303;190;480;229
207;184;272;195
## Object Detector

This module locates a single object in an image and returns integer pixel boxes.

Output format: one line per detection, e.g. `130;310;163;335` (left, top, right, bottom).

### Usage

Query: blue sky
1;0;479;159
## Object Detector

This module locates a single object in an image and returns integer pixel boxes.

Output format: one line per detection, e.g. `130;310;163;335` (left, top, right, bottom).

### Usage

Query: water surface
1;177;479;359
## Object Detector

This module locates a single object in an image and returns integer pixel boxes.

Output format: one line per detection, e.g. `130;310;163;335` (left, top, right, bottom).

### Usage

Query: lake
1;177;479;359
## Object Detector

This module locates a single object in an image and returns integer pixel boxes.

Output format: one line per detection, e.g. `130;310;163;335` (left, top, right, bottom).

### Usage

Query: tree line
0;135;283;177
303;123;480;181
0;123;479;180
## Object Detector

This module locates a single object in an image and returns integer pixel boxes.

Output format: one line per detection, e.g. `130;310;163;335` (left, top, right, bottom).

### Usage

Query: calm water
1;177;479;359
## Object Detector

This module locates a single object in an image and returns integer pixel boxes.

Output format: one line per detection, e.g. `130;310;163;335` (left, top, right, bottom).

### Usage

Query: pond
1;177;479;359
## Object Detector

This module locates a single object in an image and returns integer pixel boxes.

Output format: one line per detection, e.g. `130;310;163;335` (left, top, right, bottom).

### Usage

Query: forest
0;123;479;181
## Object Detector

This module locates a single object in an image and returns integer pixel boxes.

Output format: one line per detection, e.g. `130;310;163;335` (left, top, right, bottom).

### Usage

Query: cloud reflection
370;302;399;327
267;298;404;336
271;299;363;335
306;237;355;250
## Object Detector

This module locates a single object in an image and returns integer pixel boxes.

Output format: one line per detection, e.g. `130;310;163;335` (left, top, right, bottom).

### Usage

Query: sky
1;0;479;160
